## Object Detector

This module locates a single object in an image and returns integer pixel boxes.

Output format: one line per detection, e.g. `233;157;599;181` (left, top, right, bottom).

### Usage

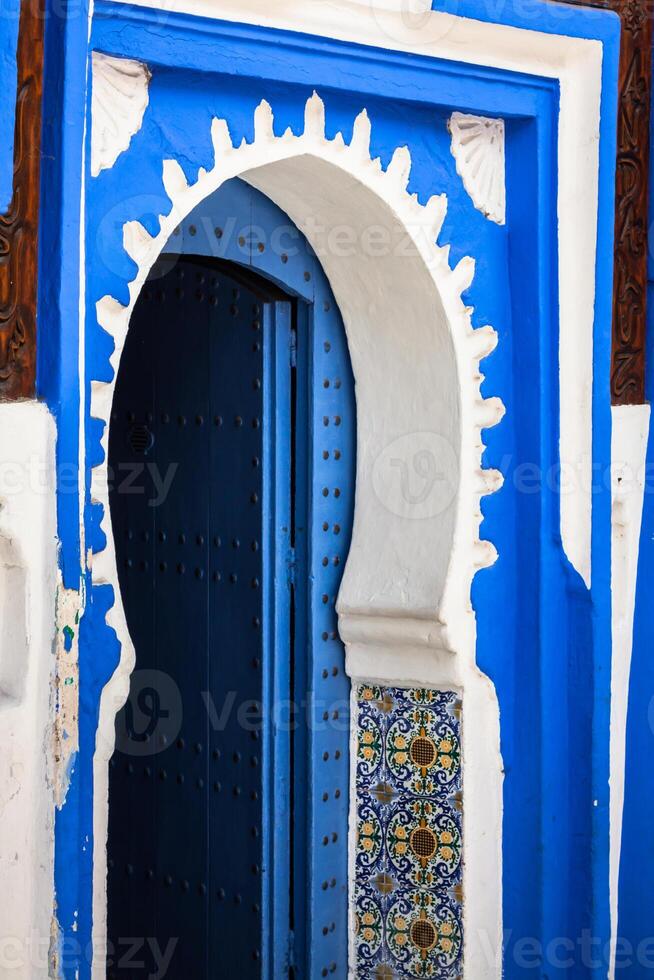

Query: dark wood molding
552;0;653;405
612;1;652;404
0;0;45;401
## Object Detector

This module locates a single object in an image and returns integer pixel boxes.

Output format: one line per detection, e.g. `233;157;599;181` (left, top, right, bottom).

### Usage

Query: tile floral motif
354;686;463;979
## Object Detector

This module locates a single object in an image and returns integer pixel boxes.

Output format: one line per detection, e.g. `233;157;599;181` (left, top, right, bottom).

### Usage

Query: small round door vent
128;423;154;455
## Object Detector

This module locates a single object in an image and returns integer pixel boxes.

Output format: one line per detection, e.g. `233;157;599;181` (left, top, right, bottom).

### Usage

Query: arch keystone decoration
89;92;505;978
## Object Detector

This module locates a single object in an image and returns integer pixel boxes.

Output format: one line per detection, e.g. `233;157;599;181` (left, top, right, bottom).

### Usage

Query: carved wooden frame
556;0;653;404
0;0;44;400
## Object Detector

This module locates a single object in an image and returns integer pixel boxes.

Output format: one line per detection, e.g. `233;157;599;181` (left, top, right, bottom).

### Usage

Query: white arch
90;93;505;978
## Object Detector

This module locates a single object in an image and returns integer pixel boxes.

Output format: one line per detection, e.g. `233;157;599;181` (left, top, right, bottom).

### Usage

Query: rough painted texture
53;585;82;808
449;113;505;225
0;403;57;979
91;53;150;177
354;686;463;979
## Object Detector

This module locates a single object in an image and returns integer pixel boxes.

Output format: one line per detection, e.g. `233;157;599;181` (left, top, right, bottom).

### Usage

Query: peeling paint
53;580;83;809
49;905;62;978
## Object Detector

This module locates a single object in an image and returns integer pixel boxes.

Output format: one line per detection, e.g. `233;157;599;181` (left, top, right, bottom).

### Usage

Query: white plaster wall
0;403;58;979
609;403;651;979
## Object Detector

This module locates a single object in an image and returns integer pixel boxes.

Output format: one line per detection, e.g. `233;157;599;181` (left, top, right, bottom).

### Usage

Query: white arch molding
89;94;505;978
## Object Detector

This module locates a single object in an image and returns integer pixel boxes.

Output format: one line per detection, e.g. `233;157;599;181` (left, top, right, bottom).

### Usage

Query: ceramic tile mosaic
354;686;463;979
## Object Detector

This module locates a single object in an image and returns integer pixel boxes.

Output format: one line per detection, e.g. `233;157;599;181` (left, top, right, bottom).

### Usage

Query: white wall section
0;403;58;979
609;403;651;980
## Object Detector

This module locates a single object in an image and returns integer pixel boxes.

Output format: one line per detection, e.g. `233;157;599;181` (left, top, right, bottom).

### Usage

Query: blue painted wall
39;3;91;972
0;0;20;212
39;0;90;583
38;1;619;975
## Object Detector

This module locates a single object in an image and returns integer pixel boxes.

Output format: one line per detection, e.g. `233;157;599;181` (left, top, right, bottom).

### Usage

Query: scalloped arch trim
90;92;505;977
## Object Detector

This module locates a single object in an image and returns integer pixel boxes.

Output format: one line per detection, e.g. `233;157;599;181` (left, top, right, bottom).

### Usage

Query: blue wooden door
106;180;354;978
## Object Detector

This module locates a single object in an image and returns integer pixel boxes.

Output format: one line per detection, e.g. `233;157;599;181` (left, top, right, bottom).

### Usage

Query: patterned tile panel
354;686;463;979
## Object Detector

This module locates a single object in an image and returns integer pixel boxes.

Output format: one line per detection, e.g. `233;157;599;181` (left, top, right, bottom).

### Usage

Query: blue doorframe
104;176;356;976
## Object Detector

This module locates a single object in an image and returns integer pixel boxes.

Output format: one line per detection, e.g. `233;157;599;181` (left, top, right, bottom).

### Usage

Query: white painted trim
90;93;505;978
0;403;58;980
111;0;604;589
609;403;650;979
